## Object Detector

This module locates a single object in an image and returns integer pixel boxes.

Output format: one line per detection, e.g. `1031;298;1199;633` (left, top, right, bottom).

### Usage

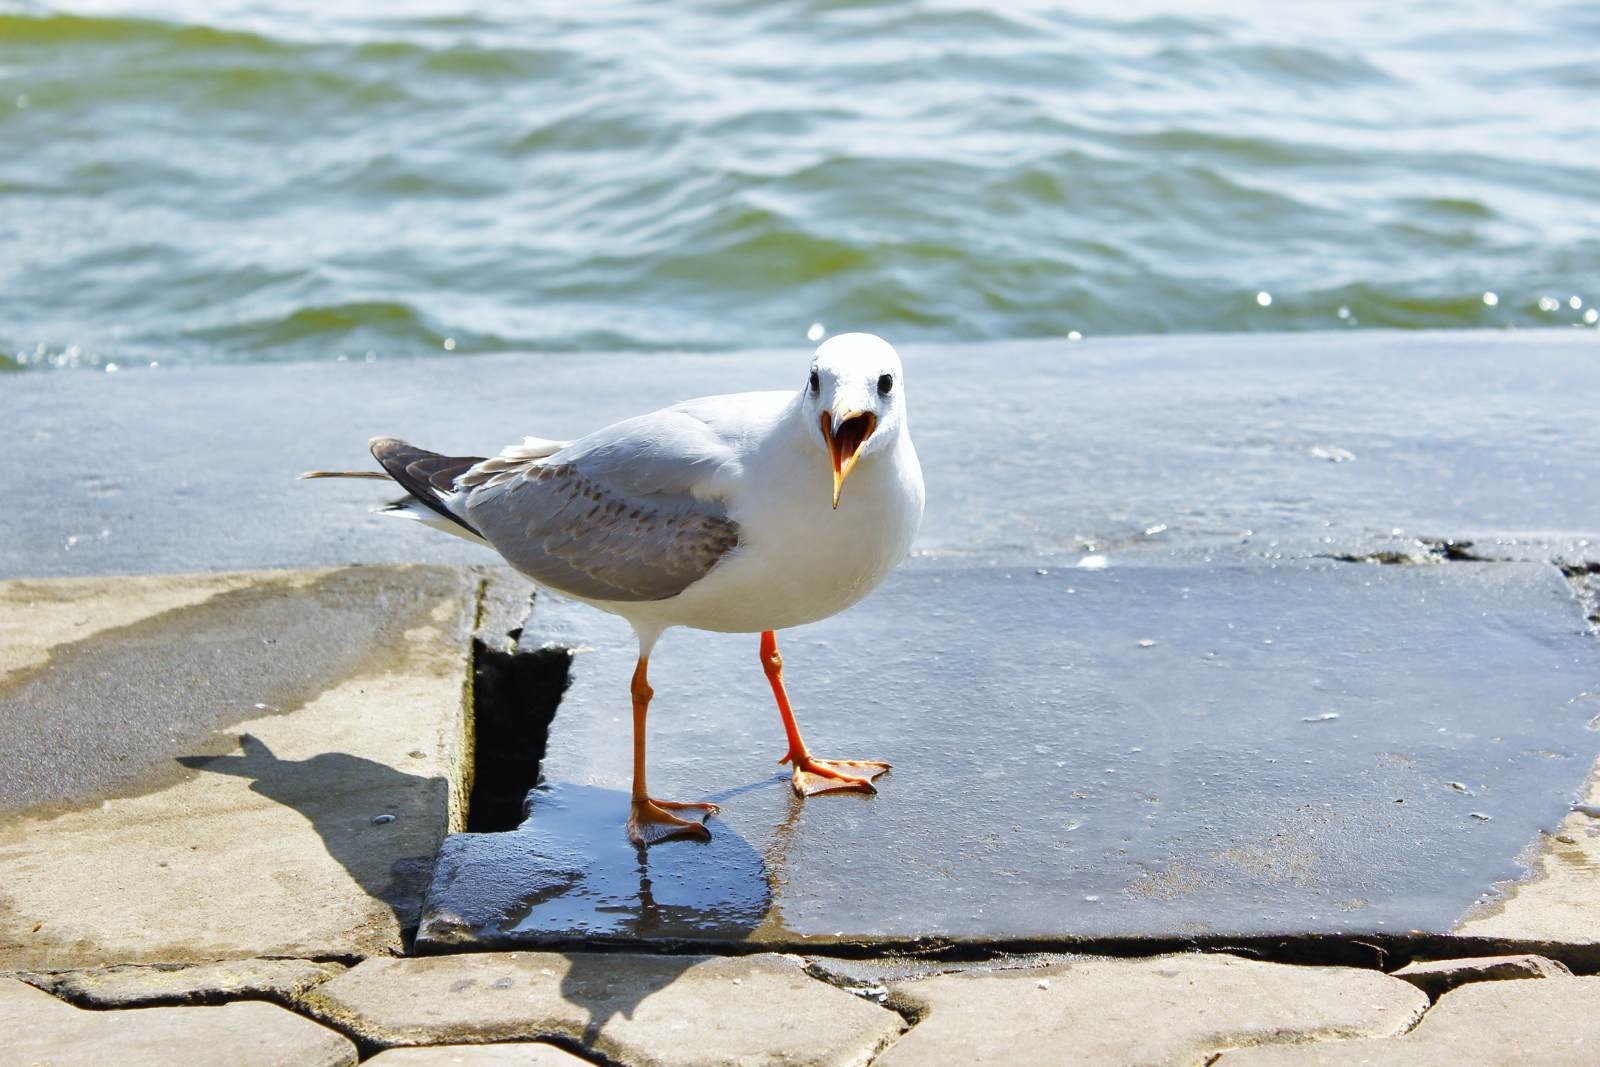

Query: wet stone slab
419;558;1600;949
5;331;1597;581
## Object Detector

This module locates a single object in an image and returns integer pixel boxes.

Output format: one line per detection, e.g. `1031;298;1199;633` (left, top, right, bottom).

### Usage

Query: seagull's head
802;332;907;509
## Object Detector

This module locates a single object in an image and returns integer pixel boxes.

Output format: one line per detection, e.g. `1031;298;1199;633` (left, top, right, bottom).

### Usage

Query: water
3;0;1598;371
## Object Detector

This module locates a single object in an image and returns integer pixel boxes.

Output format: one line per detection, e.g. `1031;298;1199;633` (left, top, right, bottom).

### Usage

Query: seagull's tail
299;438;491;547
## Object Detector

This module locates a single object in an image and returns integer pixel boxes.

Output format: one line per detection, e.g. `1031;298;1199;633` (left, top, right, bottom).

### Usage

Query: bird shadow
176;734;442;933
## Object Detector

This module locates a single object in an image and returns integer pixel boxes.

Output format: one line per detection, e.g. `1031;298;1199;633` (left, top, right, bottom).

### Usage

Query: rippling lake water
2;0;1598;370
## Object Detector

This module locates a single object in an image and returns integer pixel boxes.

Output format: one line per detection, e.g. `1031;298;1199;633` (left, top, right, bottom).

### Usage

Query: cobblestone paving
9;950;1599;1065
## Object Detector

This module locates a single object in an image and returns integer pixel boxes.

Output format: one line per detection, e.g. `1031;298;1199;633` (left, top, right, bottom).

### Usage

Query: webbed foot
627;797;719;846
784;756;891;797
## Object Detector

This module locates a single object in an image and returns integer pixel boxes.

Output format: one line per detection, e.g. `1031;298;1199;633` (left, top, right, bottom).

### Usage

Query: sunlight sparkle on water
1256;291;1272;307
806;322;825;342
1481;292;1498;306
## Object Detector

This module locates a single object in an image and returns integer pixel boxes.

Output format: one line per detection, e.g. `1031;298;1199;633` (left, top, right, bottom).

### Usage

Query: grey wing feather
461;410;741;602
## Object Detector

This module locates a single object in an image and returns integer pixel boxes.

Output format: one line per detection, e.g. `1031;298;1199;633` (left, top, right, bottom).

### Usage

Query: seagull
304;333;924;845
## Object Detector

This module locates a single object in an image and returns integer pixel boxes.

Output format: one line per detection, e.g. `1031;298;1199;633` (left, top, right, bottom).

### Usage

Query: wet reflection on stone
418;783;772;947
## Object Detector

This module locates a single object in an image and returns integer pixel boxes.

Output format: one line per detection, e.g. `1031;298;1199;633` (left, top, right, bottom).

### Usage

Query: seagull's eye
877;373;894;396
808;369;820;393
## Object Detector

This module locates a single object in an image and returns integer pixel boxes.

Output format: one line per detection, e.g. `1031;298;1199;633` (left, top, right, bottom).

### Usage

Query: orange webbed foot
785;756;891;797
627;798;720;846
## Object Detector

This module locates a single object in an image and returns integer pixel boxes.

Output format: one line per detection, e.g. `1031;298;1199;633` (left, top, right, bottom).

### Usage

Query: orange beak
821;410;877;508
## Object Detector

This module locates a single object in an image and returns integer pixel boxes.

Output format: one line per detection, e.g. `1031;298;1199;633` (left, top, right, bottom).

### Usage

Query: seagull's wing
461;408;744;602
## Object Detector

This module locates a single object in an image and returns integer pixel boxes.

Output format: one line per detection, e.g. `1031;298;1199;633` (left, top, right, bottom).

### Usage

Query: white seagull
305;333;924;845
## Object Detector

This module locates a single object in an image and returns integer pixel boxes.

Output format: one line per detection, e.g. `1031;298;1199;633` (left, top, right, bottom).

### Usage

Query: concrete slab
3;332;1596;581
366;1047;592;1067
0;566;475;969
1217;975;1600;1065
16;958;345;1009
0;976;356;1067
876;953;1425;1066
298;951;905;1065
418;558;1599;949
1390;954;1569;999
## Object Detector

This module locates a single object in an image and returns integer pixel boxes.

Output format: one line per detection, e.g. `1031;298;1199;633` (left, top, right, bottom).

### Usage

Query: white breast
612;427;924;635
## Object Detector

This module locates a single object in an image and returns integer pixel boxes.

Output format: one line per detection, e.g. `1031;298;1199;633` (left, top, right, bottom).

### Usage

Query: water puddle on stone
420;783;772;946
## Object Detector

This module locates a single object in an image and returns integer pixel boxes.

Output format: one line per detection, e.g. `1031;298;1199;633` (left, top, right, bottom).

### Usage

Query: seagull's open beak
821;410;877;509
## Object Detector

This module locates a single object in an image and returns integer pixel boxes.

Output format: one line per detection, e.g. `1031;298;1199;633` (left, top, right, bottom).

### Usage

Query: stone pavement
3;331;1600;1063
0;565;477;968
9;948;1600;1065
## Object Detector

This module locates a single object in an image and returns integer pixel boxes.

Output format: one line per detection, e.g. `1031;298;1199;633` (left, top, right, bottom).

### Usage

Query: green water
2;1;1598;371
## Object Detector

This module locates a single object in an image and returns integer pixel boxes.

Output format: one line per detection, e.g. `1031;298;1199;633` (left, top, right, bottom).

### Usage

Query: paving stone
299;951;904;1065
875;953;1425;1067
0;566;475;968
0;975;356;1066
1217;975;1600;1065
420;559;1600;948
366;1046;593;1066
18;957;345;1008
1390;954;1570;999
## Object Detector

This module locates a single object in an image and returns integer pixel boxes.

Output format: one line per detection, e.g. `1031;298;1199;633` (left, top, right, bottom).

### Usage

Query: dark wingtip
369;436;407;461
365;437;487;538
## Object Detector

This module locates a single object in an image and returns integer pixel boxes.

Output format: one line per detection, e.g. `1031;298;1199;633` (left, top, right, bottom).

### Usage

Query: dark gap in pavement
14;960;347;1013
1321;538;1493;566
1559;560;1600;627
466;639;572;833
478;931;1600;977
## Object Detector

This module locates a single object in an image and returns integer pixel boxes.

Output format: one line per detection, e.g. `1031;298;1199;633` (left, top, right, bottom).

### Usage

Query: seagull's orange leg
626;654;719;846
760;630;890;797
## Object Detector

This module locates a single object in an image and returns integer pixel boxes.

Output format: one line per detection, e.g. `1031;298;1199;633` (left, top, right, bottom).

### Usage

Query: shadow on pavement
177;734;441;929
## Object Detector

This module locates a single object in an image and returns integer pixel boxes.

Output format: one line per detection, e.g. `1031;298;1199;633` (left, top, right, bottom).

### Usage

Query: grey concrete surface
299;951;905;1065
0;566;474;969
17;958;345;1009
4;331;1597;582
876;953;1426;1066
0;976;356;1067
1218;975;1600;1066
1390;954;1570;999
419;558;1599;948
